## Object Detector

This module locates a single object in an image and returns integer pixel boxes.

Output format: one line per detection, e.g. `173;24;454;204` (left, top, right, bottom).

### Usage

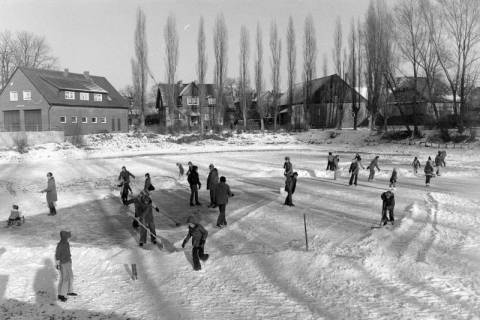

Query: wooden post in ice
303;213;309;252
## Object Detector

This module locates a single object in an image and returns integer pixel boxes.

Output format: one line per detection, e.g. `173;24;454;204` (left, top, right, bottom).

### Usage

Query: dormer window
80;92;89;101
23;91;31;101
65;91;75;100
187;96;199;105
94;94;102;102
10;91;18;101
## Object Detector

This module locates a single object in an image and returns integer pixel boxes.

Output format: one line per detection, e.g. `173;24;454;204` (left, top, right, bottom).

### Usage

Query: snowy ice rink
0;136;479;319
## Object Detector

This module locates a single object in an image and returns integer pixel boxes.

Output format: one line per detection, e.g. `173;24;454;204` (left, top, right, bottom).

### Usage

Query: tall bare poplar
197;16;207;134
164;13;179;128
134;7;148;130
332;17;343;75
213;13;228;127
286;16;296;130
349;19;360;130
255;23;265;131
270;20;282;130
239;25;250;129
303;14;317;129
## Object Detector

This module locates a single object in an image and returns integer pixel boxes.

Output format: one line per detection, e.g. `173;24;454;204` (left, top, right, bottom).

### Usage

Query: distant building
156;81;217;129
0;67;128;135
278;74;368;129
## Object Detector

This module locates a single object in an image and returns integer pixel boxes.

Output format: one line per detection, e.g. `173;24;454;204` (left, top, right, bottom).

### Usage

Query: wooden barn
0;67;128;135
278;74;368;129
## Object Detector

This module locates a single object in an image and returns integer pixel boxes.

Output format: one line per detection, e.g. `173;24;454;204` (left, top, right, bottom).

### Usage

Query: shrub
381;130;411;141
13;133;28;154
65;123;85;147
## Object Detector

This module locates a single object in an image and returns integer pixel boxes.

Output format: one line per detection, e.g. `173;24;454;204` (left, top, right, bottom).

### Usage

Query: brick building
0;67;128;135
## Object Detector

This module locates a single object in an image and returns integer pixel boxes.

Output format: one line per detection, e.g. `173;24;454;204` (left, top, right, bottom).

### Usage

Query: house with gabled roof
0;67;128;135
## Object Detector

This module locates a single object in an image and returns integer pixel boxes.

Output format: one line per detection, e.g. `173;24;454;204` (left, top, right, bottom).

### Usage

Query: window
23;91;31;101
94;94;102;102
10;91;18;101
80;92;89;101
91;117;97;124
208;97;216;105
71;116;77;123
65;91;75;100
82;117;87;123
59;116;66;123
117;118;121;131
187;96;199;105
111;118;115;131
100;117;107;123
204;114;210;121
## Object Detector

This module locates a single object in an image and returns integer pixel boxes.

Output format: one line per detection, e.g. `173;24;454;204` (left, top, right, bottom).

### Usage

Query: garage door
3;110;20;131
24;109;42;131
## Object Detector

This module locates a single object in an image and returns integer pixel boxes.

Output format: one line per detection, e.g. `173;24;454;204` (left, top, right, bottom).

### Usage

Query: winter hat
285;156;290;161
428;156;431;160
293;172;298;177
220;176;226;182
60;230;71;241
12;204;18;210
186;215;199;225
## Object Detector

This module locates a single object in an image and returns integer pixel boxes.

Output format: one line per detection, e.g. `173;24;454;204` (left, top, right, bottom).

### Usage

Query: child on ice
389;168;398;188
412;157;421;174
182;216;209;271
7;204;22;226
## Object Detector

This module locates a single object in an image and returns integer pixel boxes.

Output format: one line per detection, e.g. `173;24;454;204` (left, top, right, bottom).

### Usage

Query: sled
5;216;25;228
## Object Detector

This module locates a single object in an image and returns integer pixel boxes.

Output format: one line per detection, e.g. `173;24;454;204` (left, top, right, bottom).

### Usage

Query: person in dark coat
367;156;381;181
349;157;364;186
412;157;421;174
333;155;340;180
434;151;442;176
215;176;234;228
118;166;135;204
424;157;434;187
55;230;76;302
125;191;147;230
389;168;398;188
177;163;185;179
206;164;219;208
187;165;201;206
182;216;209;271
326;152;335;171
41;172;57;216
284;172;298;206
381;190;395;226
139;193;160;247
186;161;193;177
283;157;293;178
144;173;154;192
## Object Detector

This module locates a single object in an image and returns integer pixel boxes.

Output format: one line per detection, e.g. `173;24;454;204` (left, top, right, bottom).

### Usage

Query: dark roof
391;77;451;103
179;82;216;97
17;67;127;108
279;74;367;106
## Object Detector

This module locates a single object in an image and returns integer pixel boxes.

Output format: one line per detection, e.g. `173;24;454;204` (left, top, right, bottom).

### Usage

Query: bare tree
333;17;343;75
213;13;228;128
255;23;265;132
239;25;250;130
303;14;317;129
164;13;179;129
197;16;207;134
270;20;282;130
322;53;328;77
133;7;148;130
131;58;141;121
349;19;360;130
0;31;15;88
286;16;296;130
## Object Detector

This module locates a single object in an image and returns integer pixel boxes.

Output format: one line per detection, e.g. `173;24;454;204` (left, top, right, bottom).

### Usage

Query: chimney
83;71;90;79
63;68;69;77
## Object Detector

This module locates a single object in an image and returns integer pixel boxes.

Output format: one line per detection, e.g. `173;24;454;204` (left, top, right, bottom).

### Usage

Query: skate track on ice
0;148;479;319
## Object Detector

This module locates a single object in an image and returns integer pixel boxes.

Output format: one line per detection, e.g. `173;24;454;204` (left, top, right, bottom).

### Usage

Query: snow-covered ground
0;131;479;319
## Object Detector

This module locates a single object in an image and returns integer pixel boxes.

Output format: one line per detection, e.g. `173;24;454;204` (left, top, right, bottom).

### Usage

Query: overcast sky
0;0;392;93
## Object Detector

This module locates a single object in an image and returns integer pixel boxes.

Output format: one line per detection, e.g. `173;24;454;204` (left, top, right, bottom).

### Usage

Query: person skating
367;156;381;181
412;157;421;174
125;191;147;230
187;165;201;206
434;151;442;176
215;176;234;228
283;156;293;178
333;155;340;180
55;231;77;302
177;163;185;179
380;190;395;226
326;152;334;171
182;215;209;271
138;192;160;247
349;156;364;186
206;164;219;208
389;168;398;189
144;173;154;192
284;172;298;206
424;157;434;187
41;172;57;216
118;166;135;204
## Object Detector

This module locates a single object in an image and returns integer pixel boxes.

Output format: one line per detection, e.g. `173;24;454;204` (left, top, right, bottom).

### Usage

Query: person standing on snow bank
367;156;381;181
118;166;135;204
41;172;57;216
349;156;364;186
177;163;185;179
333;155;340;180
389;168;398;188
412;157;421;174
284;172;298;206
182;216;209;271
138;192;160;247
424;157;434;187
55;230;77;302
326;152;335;171
381;190;395;226
207;164;219;208
434;151;443;176
215;176;234;228
188;165;202;207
